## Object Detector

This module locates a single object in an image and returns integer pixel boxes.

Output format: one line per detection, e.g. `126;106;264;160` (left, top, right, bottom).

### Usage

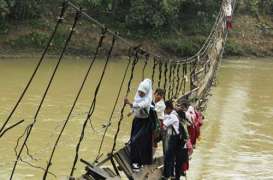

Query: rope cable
0;1;67;138
110;49;139;155
95;52;132;163
175;64;181;97
171;63;177;99
142;54;149;80
69;34;116;177
158;60;163;88
10;10;81;180
163;61;168;90
151;57;158;86
167;63;173;99
42;27;107;179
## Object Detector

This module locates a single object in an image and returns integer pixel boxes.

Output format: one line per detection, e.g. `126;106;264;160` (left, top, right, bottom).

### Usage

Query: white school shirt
155;99;166;120
163;110;180;134
224;1;232;16
132;96;150;118
185;106;196;124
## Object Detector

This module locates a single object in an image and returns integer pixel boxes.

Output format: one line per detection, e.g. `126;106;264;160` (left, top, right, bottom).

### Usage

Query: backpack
148;106;160;132
177;111;189;145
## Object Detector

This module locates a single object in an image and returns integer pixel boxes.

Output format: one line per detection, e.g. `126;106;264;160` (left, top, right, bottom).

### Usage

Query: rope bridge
0;0;236;179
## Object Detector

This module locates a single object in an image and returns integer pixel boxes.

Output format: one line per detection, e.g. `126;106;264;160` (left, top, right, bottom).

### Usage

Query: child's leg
163;135;176;177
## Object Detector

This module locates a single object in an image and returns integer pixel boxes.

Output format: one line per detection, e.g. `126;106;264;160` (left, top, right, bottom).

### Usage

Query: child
154;88;166;124
176;103;191;178
153;88;166;148
125;79;153;172
162;100;180;179
224;0;233;30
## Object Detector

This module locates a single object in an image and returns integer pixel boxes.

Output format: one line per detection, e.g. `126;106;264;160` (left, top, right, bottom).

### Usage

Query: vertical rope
171;63;177;98
163;61;168;90
11;9;80;180
69;35;116;177
142;54;149;80
178;63;184;95
0;1;67;138
110;49;139;155
151;57;158;86
175;64;181;97
157;60;163;88
182;64;187;94
43;27;107;179
95;51;132;162
167;63;173;99
190;60;198;90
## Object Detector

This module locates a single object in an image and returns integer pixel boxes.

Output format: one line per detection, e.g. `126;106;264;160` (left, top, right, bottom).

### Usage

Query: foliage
159;36;203;57
125;0;167;30
1;0;273;56
224;40;245;56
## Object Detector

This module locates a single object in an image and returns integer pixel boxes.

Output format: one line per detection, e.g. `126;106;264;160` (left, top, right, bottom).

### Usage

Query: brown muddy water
0;57;273;180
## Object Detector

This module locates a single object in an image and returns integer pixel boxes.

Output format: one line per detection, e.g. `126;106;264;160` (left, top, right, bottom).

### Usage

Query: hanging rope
110;49;139;155
174;64;181;97
182;64;187;94
43;27;107;178
158;60;163;88
0;120;24;138
190;60;198;90
10;9;80;180
171;63;177;99
163;61;168;91
178;64;185;95
142;54;149;80
151;57;158;86
167;63;173;99
69;34;116;177
14;129;56;178
95;50;133;162
0;1;67;138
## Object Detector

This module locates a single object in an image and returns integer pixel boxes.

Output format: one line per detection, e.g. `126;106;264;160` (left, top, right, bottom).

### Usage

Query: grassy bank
0;14;273;58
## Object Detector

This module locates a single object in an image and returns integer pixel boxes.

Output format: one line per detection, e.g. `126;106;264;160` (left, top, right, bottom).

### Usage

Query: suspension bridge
0;0;236;179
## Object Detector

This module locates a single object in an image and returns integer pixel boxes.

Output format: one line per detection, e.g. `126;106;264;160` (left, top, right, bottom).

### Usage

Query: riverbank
0;15;273;58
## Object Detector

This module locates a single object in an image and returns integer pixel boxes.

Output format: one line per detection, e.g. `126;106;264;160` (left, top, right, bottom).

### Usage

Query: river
0;56;272;180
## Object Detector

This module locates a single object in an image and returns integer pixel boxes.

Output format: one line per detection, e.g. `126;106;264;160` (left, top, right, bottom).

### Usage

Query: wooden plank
113;153;133;179
103;167;116;177
177;87;199;103
80;159;114;179
117;148;132;172
132;157;164;180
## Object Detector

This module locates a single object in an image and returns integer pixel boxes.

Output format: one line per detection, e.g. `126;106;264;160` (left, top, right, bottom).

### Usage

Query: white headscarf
224;0;232;16
133;79;153;116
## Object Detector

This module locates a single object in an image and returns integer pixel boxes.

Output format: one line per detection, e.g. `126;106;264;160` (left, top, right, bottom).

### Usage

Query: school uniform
154;99;166;145
155;99;166;121
163;110;180;178
130;79;153;167
224;0;233;30
176;111;190;179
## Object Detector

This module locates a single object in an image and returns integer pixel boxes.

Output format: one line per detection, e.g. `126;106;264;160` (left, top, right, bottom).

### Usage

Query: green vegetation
0;0;273;57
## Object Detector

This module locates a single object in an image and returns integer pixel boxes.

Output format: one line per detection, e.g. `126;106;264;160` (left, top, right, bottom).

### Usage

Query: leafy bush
125;0;167;30
159;37;200;57
224;40;245;56
10;31;48;48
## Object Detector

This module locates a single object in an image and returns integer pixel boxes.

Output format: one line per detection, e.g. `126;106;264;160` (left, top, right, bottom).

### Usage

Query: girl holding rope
125;78;153;172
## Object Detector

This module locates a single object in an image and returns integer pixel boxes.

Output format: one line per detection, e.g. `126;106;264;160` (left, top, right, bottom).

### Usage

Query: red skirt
226;16;232;30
